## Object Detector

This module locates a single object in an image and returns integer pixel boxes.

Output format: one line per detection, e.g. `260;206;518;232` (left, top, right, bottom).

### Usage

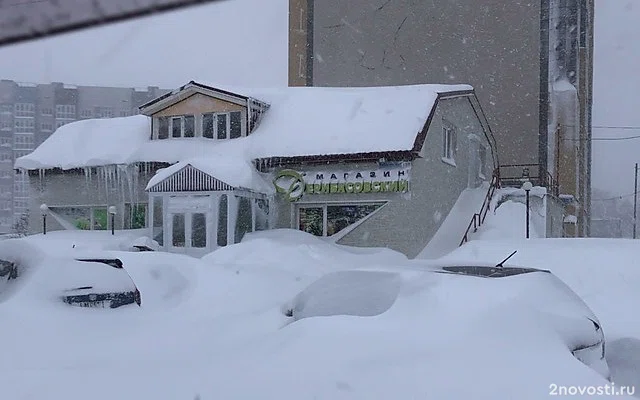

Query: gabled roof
15;83;491;172
138;81;265;116
145;156;273;194
146;164;234;192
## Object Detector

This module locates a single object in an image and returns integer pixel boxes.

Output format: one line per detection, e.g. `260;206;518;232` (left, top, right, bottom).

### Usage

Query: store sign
273;163;411;202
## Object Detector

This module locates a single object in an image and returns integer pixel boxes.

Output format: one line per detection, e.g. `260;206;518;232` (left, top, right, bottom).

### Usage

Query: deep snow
0;223;637;399
15;83;471;171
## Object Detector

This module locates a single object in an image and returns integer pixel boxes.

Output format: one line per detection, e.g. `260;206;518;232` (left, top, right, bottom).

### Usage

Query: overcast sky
0;0;637;196
591;0;640;197
0;0;288;88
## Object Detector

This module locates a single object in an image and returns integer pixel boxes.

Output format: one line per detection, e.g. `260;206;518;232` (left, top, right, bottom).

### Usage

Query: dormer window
143;82;269;141
202;111;242;140
158;115;195;139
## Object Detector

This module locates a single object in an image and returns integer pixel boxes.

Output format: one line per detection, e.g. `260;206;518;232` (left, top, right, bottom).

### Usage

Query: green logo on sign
273;169;306;202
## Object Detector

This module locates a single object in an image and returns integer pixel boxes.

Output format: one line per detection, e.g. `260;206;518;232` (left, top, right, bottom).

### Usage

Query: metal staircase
459;169;500;246
459;164;559;246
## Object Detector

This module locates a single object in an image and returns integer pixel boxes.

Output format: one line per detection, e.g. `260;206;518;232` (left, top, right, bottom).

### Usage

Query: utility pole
634;163;638;239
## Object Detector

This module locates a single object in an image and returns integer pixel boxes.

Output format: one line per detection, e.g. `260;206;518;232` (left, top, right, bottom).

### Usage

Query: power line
593;191;640;202
592;125;640;130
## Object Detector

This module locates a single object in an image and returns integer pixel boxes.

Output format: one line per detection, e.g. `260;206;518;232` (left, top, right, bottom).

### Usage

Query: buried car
61;258;142;309
0;241;141;309
282;252;610;381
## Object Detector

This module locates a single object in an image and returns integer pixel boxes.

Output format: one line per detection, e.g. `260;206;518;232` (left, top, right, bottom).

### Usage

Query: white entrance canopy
146;158;272;256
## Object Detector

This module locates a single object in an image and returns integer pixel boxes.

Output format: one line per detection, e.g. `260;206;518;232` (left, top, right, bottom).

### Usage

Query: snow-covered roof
145;156;273;194
15;115;151;170
15;83;475;171
244;84;473;158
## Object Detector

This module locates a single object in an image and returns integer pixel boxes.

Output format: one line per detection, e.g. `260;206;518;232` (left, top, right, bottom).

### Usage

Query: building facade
0;79;168;232
288;0;594;237
16;81;500;259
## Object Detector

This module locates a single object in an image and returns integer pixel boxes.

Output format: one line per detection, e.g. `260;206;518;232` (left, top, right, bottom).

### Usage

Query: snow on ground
418;183;491;259
0;227;636;399
439;199;640;394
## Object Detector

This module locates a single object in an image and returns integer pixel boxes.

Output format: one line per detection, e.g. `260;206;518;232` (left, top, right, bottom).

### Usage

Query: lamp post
522;181;533;239
39;203;48;235
108;206;117;236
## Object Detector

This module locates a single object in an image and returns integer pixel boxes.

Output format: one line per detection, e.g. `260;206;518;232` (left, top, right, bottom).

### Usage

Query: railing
497;163;559;196
459;169;500;246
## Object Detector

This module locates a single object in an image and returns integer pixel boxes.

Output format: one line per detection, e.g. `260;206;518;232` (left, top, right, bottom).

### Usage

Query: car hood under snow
284;266;604;354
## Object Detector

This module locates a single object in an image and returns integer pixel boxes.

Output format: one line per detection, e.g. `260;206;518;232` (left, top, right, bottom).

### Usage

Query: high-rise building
0;79;168;232
289;0;594;237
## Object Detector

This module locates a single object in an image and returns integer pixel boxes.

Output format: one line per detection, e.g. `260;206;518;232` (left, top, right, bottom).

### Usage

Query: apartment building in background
289;0;595;237
0;79;168;233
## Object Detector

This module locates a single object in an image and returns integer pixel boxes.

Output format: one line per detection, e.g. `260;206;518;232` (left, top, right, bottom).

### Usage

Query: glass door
169;211;209;255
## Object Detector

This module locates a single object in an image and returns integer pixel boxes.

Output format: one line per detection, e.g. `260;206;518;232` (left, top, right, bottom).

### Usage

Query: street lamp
108;206;117;235
39;203;48;235
522;180;533;239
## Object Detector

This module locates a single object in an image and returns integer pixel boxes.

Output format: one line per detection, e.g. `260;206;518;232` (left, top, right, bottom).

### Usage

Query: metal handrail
459;169;500;246
497;164;559;196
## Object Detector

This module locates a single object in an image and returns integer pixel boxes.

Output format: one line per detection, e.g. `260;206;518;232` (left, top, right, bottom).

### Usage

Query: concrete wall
545;194;565;237
289;0;312;86
27;165;157;233
270;95;494;258
309;0;541;168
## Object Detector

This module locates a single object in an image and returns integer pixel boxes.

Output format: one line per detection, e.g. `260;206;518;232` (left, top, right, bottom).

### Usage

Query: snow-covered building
15;81;498;258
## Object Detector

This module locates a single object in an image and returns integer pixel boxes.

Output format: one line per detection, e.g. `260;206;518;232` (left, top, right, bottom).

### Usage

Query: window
93;208;108;230
14;119;35;133
80;109;92;119
235;197;253;243
152;197;163;246
202;113;214;139
158;117;169;139
125;203;147;229
172;117;182;138
217;194;228;246
40;108;53;116
172;213;185;247
298;203;383;237
14;103;35;117
48;206;92;230
230;111;242;139
442;120;457;161
41;122;53;131
298;53;305;78
183;115;195;138
14;134;34;149
119;110;130;117
0;137;11;147
165;115;196;138
201;112;244;140
191;213;207;248
299;7;307;31
216;113;227;139
298;206;323;236
254;199;269;231
55;104;76;119
93;106;113;118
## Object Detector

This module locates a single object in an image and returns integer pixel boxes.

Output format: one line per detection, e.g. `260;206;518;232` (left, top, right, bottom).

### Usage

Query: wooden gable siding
148;165;234;192
153;92;245;117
